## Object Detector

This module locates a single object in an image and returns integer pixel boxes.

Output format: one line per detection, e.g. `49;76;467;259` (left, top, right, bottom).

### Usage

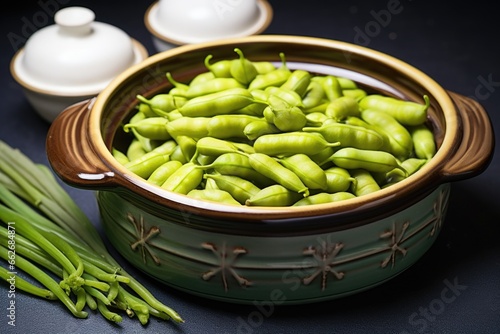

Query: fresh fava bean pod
359;94;430;126
327;147;406;174
123;117;171;141
361;109;414;160
203;173;261;205
204;54;232;78
115;49;437;207
185;78;244;99
230;48;258;85
278;154;327;191
409;123;437;160
178;88;255;117
246;184;303;207
247;153;310;196
187;189;241;205
302;123;384;151
253;132;340;157
293;191;356;206
350;168;381;197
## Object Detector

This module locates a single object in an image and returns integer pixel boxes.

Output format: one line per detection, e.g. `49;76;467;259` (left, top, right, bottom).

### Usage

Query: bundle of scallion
0;140;183;324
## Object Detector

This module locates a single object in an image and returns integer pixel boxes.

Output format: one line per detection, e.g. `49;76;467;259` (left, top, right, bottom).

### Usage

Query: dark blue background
1;1;499;333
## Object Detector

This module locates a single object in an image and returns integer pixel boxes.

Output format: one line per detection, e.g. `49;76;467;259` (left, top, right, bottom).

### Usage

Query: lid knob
55;7;95;36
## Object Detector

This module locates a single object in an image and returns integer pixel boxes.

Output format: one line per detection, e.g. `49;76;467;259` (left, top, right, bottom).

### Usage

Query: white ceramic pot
10;6;148;123
144;0;273;52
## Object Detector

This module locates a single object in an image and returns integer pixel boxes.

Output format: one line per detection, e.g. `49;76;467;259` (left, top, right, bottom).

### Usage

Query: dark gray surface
1;1;499;333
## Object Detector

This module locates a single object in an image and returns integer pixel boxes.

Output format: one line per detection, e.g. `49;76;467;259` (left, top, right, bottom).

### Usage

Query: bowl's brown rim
88;35;458;222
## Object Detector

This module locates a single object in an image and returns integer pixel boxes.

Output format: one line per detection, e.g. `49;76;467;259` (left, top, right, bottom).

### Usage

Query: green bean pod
304;102;329;114
137;102;156;118
309;146;337;167
252;61;276;74
190;71;216;86
322;75;343;101
409;123;436;159
243;120;281;141
195;137;241;157
175;135;197;162
266;87;304;108
204;173;261;204
124;153;170;179
325;96;360;121
302;123;384;150
385;157;428;185
124;140;177;178
179;87;255;117
112;148;130;165
305;112;329;127
127;111;159;152
245;184;303;206
165;72;190;92
233;101;268;116
268;105;307;132
280;69;311;97
195;153;216;166
350;168;380;196
337;77;358;90
126;139;147;161
165;116;211;139
328;147;405;174
341;88;367;102
161;162;204;194
293;191;356;206
253;132;340;157
361;109;413;160
169;145;187;164
197;152;274;187
248;53;291;90
302;80;326;109
230;48;258;85
207;114;262;139
278;154;327;190
359;94;430;126
324;166;356;193
247;153;309;196
147;160;183;186
136;93;187;116
123;117;171;141
249;89;270;103
204;54;232;78
187;189;241;205
185;78;244;99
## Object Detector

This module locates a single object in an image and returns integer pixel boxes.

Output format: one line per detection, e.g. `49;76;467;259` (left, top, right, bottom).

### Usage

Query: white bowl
10;6;148;123
144;0;273;52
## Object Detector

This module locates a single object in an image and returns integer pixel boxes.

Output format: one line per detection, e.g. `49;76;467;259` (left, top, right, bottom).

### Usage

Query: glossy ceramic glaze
10;7;148;122
144;0;273;52
46;36;494;304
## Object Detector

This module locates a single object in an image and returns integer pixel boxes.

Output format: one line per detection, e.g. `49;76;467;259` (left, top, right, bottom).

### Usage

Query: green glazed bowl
46;35;494;304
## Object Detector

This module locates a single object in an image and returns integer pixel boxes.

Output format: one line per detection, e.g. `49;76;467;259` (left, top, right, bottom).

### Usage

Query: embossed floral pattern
201;242;250;291
302;241;345;290
126;213;161;265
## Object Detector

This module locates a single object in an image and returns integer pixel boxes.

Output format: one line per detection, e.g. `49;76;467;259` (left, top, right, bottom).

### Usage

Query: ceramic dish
46;35;494;304
144;0;273;52
10;7;148;122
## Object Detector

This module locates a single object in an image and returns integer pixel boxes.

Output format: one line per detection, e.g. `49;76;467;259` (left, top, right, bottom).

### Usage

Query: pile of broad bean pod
113;48;436;207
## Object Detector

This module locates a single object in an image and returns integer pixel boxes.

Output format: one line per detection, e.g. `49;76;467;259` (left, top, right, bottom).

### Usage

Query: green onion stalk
0;140;183;324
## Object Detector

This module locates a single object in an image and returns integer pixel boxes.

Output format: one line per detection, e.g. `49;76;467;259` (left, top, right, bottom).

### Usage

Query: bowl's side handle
440;91;495;181
46;98;119;189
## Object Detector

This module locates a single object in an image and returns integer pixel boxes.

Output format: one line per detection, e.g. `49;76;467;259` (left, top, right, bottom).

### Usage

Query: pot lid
145;0;273;45
11;6;147;96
